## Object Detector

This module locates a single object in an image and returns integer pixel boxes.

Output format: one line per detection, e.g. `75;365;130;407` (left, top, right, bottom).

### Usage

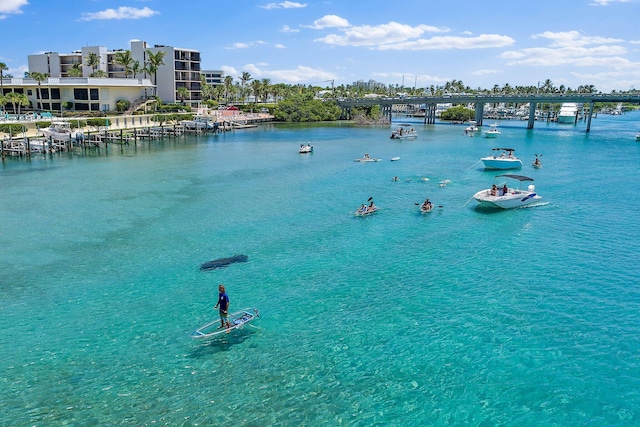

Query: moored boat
472;174;541;209
390;124;418;139
481;148;523;170
41;121;83;142
557;103;580;124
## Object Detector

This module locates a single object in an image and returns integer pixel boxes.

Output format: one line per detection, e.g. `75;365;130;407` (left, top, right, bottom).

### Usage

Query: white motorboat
473;174;542;209
390;124;418;139
557;103;580;124
180;115;218;131
481;148;523;170
299;143;313;153
41;121;83;142
464;120;479;135
484;123;501;138
354;153;380;162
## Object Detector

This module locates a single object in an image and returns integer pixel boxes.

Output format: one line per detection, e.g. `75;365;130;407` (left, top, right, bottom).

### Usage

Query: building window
90;88;99;100
91;103;99;111
74;88;89;100
51;88;60;99
51;103;61;111
41;88;50;99
27;90;33;96
75;103;89;111
42;103;51;110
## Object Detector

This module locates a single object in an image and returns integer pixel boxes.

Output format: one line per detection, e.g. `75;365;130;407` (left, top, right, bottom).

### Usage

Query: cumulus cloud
80;6;159;21
502;30;635;70
225;63;336;84
0;0;28;18
310;15;510;51
260;1;306;9
590;0;632;5
307;15;350;29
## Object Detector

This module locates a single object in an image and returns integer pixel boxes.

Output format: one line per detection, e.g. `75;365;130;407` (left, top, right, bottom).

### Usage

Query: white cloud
472;69;501;76
260;1;306;9
281;25;299;33
226;42;251;49
80;6;159;21
590;0;632;5
236;63;336;84
311;16;509;51
275;44;286;49
532;30;624;48
0;0;27;14
307;15;350;29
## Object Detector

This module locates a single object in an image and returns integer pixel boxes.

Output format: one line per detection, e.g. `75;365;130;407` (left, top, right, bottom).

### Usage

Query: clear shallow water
2;113;640;426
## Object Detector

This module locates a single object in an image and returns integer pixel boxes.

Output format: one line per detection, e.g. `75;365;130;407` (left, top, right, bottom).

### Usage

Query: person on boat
367;200;376;213
364;153;370;159
534;156;541;166
502;184;508;195
214;284;230;329
421;198;432;210
490;184;497;196
358;204;367;213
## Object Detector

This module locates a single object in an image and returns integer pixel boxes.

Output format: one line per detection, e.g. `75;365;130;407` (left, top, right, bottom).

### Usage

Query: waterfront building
25;40;203;109
201;70;224;87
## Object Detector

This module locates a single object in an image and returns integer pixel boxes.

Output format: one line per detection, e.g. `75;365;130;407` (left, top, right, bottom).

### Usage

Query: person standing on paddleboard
214;284;230;329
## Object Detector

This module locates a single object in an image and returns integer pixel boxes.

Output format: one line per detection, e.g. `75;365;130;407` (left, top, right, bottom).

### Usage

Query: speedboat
472;174;541;209
557;103;580;124
484;123;501;138
481;148;523;170
390;124;418;139
464;120;479;135
299;143;313;153
354;154;380;162
41;121;82;142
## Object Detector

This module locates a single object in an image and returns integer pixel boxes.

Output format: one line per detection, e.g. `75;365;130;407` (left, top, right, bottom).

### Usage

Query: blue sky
1;0;639;92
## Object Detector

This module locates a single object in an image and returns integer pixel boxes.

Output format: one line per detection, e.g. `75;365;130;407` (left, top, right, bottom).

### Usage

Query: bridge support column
528;102;537;129
586;102;594;132
475;103;484;126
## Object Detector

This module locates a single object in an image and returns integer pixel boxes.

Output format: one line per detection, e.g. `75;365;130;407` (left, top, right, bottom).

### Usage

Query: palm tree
176;86;190;105
260;78;271;103
68;62;82;77
113;50;134;78
85;52;101;76
5;91;29;114
0;61;8;97
250;80;262;104
29;72;49;111
92;70;107;78
223;75;233;104
146;50;166;95
131;60;142;79
240;71;252;104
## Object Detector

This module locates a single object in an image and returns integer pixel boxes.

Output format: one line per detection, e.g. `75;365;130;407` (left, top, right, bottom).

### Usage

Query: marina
2;112;640;425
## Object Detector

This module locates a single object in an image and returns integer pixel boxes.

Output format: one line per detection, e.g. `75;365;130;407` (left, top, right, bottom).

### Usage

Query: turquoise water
2;113;640;426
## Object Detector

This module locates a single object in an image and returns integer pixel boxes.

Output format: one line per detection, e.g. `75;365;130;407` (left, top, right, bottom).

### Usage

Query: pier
337;93;640;132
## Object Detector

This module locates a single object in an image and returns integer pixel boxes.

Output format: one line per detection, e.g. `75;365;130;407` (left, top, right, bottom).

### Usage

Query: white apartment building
25;40;203;110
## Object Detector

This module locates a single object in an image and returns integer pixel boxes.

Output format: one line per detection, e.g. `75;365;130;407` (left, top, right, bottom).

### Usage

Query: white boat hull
481;157;523;170
473;189;541;209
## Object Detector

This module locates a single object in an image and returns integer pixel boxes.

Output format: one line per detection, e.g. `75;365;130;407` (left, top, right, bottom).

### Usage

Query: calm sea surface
2;112;640;426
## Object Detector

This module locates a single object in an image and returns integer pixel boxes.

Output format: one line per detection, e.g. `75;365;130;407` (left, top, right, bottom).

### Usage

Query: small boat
180;115;218;131
419;201;433;214
191;309;260;339
481;148;523;170
41;121;83;142
464;120;479;135
472;174;541;209
354;153;380;162
390;124;418;139
355;202;379;216
390;157;401;161
532;154;543;168
299;143;313;153
484;123;501;138
636;134;640;142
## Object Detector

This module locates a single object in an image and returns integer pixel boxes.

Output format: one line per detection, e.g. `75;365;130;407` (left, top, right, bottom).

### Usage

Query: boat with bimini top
472;174;541;209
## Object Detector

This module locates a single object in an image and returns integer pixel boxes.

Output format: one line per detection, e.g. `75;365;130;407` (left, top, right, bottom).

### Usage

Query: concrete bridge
336;93;640;131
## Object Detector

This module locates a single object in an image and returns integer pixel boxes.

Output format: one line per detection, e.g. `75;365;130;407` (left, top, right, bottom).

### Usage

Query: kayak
419;204;433;214
354;157;380;162
191;308;260;339
355;206;380;216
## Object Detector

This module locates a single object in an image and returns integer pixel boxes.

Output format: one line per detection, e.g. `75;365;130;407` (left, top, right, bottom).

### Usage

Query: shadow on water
187;327;260;358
